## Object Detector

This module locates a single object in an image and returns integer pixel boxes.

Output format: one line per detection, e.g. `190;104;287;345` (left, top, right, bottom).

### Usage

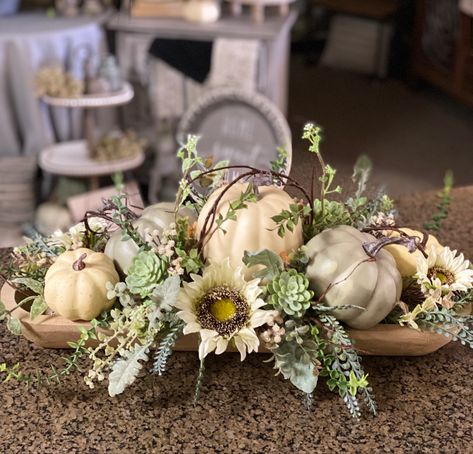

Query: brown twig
192;166;314;252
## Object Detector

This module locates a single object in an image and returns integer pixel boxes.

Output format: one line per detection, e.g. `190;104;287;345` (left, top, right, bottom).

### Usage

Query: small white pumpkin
197;183;303;279
105;202;196;275
384;228;443;277
305;225;402;329
44;248;119;321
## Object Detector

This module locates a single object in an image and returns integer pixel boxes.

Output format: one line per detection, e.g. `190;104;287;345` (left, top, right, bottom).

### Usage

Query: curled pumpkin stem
362;226;429;258
72;253;87;271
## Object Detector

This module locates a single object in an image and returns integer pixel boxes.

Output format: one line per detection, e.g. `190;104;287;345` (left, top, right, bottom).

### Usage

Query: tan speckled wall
1;188;472;452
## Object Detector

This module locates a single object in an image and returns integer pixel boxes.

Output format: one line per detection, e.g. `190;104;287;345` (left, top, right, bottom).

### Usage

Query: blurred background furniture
107;10;297;201
411;0;473;107
316;0;400;77
0;12;108;157
108;10;297;116
38;79;143;199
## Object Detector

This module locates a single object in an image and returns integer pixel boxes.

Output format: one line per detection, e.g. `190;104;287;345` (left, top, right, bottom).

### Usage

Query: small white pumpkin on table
44;247;119;321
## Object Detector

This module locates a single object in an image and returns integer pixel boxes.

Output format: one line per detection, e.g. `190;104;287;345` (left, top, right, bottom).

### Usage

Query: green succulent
267;269;314;318
125;251;167;298
312;199;352;234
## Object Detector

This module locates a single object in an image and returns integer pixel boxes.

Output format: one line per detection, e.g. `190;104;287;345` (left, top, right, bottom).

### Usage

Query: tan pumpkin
105;202;196;275
44;248;119;321
384;228;443;277
197;183;303;279
305;225;402;329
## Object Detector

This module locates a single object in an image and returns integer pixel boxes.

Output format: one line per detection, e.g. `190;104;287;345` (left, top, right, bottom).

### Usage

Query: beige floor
288;58;473;197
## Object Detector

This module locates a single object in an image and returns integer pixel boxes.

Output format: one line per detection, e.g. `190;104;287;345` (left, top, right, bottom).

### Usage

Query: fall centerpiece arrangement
1;125;472;419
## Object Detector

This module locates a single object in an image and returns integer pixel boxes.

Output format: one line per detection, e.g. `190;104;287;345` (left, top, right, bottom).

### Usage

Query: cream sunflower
416;246;473;293
174;259;272;361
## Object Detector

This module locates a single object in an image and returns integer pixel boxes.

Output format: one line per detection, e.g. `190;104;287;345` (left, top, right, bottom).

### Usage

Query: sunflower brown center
428;266;454;285
197;286;249;336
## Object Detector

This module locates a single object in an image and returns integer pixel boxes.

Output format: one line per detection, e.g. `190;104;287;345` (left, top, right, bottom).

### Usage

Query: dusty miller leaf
152;275;181;310
11;277;43;295
242;249;284;281
108;342;151;397
30;296;48;320
272;341;318;394
7;317;22;336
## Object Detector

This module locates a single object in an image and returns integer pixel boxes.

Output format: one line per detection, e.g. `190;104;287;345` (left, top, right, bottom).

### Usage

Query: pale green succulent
312;199;352;233
125;251;167;298
267;269;314;318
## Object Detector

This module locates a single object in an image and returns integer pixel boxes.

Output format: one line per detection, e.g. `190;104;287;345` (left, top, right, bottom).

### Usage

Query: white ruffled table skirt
0;13;105;157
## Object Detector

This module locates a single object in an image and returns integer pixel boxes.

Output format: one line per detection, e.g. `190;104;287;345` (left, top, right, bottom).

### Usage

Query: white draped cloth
0;13;105;157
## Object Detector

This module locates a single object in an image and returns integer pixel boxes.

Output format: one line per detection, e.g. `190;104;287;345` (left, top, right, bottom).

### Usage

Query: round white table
39;141;145;190
0;12;108;157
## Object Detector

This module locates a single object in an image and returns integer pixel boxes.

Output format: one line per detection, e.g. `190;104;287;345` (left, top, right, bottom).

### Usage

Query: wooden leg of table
89;176;100;191
251;4;264;23
231;2;242;16
279;3;289;16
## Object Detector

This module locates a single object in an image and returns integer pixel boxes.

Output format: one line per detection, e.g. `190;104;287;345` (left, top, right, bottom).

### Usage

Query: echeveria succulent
267;269;314;318
125;251;166;298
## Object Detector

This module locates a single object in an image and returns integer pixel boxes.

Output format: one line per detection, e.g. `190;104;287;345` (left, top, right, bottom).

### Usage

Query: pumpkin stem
362;235;425;259
72;253;88;271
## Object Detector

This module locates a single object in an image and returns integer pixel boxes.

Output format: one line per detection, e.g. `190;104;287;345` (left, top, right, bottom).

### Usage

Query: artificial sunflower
174;259;272;360
416;246;473;293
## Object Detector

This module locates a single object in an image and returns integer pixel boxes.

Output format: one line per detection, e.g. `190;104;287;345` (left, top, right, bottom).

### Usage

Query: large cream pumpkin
197;183;303;279
383;228;443;277
305;225;402;329
105;202;196;275
44;248;119;321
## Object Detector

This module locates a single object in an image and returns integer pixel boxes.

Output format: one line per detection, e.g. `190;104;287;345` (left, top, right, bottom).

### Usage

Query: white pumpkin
105;202;196;275
44;248;119;321
384;228;443;277
305;225;402;329
197;183;303;279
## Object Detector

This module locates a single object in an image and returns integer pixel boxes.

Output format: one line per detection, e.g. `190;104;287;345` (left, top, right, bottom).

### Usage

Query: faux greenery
0;125;471;423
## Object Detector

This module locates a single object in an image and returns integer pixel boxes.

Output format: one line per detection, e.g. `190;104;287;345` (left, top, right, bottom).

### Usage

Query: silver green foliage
108;341;152;397
267;269;314;318
242;249;284;282
150;275;182;322
152;321;183;376
271;339;319;394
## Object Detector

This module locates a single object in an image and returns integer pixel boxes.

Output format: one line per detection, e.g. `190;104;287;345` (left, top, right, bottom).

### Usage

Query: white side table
39;140;145;190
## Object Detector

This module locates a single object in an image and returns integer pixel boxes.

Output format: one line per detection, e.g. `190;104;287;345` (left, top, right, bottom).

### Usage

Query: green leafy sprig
318;314;376;418
152;321;184;375
424;170;454;232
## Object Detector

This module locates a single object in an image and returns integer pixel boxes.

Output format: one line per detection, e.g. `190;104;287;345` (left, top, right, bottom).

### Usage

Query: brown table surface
1;187;473;453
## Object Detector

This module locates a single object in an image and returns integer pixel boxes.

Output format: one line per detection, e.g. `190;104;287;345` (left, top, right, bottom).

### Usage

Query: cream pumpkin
105;202;196;275
305;225;402;329
197;183;303;279
384;228;443;277
44;248;119;321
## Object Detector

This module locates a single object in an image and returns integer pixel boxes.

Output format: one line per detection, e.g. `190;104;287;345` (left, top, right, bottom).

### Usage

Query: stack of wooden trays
0;156;37;226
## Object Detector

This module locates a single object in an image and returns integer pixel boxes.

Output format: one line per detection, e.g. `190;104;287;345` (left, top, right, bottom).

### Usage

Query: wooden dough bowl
1;282;454;356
